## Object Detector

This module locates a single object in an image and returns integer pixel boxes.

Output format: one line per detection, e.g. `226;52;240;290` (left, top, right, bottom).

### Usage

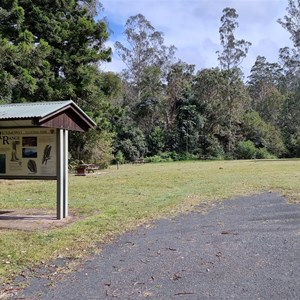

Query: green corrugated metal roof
0;100;74;119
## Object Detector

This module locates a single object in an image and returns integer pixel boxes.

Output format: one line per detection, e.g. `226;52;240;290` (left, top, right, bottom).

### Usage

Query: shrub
145;151;200;163
115;150;125;164
144;152;174;163
204;135;225;160
242;111;285;157
177;152;198;161
68;159;80;172
255;148;277;159
236;140;257;159
81;130;114;169
144;155;164;163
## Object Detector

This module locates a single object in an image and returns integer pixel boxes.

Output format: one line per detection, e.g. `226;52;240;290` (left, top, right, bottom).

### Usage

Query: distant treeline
1;1;299;166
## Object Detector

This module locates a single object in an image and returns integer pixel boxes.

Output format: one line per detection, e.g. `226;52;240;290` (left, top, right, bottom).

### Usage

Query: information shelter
0;101;96;219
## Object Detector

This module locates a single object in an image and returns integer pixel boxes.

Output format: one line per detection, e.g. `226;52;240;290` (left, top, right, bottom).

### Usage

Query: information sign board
0;128;56;178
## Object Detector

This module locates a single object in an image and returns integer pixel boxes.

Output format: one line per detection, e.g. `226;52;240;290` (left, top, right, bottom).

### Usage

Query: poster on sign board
0;128;57;178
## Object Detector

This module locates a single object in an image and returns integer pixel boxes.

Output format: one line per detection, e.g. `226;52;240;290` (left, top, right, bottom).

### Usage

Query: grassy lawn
1;159;300;283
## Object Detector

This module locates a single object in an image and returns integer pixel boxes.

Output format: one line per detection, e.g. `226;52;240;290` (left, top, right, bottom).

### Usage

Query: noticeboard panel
0;128;57;179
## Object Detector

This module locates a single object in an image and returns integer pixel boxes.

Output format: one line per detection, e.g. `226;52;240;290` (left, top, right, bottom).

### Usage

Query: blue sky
99;0;293;78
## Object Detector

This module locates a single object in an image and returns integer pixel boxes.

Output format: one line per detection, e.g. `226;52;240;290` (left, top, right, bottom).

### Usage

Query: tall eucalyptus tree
216;7;251;155
278;0;300;156
248;56;285;126
115;14;176;105
217;7;251;71
277;0;300;91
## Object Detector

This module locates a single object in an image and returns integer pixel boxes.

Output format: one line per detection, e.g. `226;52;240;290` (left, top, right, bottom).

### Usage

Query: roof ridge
0;100;73;107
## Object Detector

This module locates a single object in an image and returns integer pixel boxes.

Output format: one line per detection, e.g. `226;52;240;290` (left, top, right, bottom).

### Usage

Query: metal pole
56;129;64;220
63;129;68;218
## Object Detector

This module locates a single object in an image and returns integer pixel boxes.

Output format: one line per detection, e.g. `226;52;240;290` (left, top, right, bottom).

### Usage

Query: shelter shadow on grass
0;210;77;231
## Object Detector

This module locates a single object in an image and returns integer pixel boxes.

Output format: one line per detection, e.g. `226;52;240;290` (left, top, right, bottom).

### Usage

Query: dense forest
0;0;300;166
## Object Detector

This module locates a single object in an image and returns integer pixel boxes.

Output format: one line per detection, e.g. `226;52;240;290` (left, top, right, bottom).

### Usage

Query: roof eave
38;103;96;129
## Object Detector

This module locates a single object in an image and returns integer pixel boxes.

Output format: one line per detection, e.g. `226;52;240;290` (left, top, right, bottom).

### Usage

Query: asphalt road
15;193;300;299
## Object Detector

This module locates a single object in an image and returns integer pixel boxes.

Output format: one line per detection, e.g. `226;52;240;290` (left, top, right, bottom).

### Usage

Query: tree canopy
1;2;300;164
0;0;111;104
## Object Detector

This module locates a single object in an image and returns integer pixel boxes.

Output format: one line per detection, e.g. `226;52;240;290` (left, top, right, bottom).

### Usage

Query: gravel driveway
15;193;300;299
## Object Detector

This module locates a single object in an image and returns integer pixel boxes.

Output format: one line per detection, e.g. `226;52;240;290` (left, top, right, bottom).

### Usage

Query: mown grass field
1;159;300;283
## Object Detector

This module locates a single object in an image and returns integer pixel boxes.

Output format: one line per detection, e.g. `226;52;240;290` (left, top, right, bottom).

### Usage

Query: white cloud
100;0;293;77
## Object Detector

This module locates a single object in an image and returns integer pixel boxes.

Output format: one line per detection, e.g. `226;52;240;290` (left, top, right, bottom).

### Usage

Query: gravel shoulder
12;193;300;299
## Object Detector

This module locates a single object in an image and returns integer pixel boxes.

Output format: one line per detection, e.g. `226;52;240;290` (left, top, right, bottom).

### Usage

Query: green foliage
278;47;300;93
1;4;299;163
0;0;116;164
81;129;114;169
147;126;166;155
164;61;195;129
0;0;111;103
192;67;250;157
236;140;277;160
118;138;146;162
266;126;286;157
145;151;198;163
69;129;113;169
248;56;286;126
0;34;52;102
277;1;300;92
216;7;252;154
145;155;172;163
248;56;283;92
236;140;257;159
115;150;125;164
176;152;199;161
115;14;176;94
134;96;161;134
174;103;204;154
242;111;286;157
116;127;147;162
100;72;123;105
280;86;300;157
278;0;300;49
257;87;285;126
255;148;277;159
68;158;80;172
203;135;225;160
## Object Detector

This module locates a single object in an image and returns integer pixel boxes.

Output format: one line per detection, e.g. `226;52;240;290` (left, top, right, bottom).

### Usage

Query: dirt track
12;193;300;299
